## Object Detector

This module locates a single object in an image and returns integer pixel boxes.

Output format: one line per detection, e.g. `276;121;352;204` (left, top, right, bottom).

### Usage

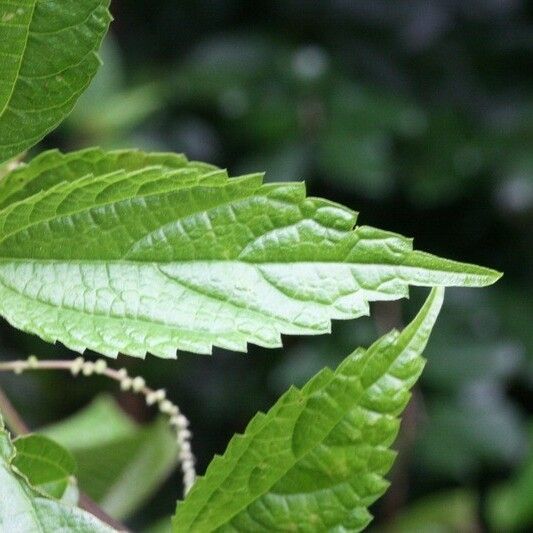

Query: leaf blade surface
0;149;500;357
173;287;445;531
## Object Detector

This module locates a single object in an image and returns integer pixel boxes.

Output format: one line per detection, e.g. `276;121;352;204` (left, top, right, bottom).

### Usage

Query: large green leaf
173;287;444;531
43;395;179;520
0;149;499;358
0;0;111;164
12;434;77;501
0;416;113;532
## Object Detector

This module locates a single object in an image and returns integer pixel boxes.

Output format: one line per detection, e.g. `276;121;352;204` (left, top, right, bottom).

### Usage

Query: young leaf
0;149;500;358
42;395;179;520
12;434;77;501
0;417;113;532
0;0;112;164
173;287;444;532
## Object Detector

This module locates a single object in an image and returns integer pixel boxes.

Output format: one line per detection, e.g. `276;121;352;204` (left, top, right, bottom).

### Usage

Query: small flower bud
159;399;174;414
94;359;107;374
70;357;85;376
120;377;133;391
131;376;145;392
82;362;94;376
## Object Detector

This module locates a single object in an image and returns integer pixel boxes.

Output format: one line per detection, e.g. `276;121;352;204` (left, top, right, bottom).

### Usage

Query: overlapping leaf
0;148;499;358
13;434;77;501
173;287;444;531
0;0;111;163
43;395;179;520
0;417;113;532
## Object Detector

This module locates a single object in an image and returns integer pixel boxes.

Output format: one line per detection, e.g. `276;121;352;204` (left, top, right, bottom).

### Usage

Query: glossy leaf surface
174;287;444;531
0;149;500;358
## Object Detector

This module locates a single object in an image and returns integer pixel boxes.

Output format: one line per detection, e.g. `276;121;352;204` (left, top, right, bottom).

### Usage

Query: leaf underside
0;418;113;532
0;148;500;358
0;0;111;164
173;287;444;532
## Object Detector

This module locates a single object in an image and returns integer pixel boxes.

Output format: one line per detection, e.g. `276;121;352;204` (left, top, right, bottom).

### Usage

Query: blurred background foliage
0;1;531;531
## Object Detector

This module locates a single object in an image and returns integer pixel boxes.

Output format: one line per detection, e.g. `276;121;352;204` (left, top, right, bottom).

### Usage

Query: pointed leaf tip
0;148;500;358
403;251;503;288
174;289;445;531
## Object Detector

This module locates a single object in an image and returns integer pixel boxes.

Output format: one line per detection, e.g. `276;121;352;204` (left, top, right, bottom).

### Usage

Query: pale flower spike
0;356;196;495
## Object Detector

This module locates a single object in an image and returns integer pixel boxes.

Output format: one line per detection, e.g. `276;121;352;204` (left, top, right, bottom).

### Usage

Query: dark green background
1;1;531;531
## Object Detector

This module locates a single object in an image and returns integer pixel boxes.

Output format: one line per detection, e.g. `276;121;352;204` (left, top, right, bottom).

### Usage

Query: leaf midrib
182;360;383;529
0;259;330;336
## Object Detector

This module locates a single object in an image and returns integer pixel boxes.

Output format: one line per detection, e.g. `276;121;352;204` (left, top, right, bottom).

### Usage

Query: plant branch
0;385;29;434
78;493;128;531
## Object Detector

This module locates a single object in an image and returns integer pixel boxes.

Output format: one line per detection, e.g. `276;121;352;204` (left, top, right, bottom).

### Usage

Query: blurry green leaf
42;396;134;450
76;83;164;140
319;129;394;198
43;395;178;520
0;0;112;163
318;84;426;199
12;434;77;501
143;517;172;533
488;426;533;531
171;35;273;104
0;416;113;532
328;85;426;139
491;288;533;367
174;288;444;531
236;143;311;183
423;339;523;391
68;37;164;140
378;489;478;533
236;92;298;144
0;149;500;358
416;393;526;480
403;111;482;206
59;480;80;507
